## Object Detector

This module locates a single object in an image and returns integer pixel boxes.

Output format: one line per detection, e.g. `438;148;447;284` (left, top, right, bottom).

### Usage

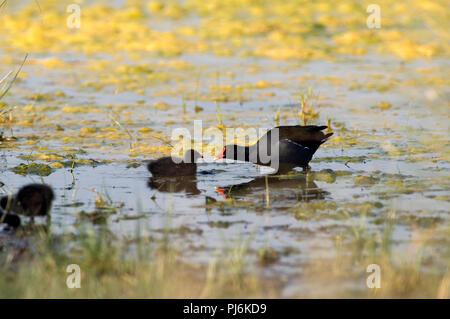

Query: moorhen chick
215;125;333;173
0;184;54;227
147;149;203;177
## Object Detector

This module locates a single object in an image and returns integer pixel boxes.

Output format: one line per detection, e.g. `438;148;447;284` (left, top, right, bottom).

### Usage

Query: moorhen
147;149;203;177
215;125;333;173
0;184;54;226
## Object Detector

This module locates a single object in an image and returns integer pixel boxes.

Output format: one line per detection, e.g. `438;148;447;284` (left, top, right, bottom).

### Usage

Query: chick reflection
215;174;326;207
147;176;200;195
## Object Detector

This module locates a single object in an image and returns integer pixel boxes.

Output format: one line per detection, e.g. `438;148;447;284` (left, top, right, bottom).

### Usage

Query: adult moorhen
147;149;203;177
215;125;333;173
0;183;54;227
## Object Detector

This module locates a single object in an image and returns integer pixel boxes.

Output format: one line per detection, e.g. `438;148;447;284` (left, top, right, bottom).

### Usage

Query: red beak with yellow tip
214;186;227;199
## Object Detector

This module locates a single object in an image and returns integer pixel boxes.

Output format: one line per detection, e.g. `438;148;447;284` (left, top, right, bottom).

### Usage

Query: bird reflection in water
147;176;201;195
147;173;327;210
215;173;327;209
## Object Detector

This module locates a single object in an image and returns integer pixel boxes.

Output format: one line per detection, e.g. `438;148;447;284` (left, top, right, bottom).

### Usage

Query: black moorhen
215;125;333;172
0;184;54;224
147;149;203;177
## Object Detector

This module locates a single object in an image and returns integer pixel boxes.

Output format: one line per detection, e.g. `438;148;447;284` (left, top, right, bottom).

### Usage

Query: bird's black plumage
0;183;54;228
147;149;202;177
216;125;333;172
1;184;54;216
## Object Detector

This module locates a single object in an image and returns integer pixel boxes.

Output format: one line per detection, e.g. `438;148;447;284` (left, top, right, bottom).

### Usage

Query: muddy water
2;51;449;295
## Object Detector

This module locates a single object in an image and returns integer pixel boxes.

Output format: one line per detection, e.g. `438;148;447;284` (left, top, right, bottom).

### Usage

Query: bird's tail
320;132;334;144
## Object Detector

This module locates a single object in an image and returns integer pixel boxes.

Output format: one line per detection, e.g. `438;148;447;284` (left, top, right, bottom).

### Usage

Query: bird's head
183;149;203;163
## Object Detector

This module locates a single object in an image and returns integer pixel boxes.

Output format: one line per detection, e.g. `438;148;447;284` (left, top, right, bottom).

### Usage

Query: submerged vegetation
0;0;449;298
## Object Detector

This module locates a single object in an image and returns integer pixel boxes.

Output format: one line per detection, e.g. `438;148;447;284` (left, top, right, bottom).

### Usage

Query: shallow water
1;1;449;297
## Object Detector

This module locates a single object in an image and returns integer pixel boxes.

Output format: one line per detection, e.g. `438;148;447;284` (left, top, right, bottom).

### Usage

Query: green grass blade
0;53;28;100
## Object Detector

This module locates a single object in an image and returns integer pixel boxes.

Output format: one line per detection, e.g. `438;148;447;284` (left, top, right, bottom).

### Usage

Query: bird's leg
302;165;311;172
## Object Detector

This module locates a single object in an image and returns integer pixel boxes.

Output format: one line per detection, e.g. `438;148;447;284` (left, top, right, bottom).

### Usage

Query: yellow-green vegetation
310;169;337;183
11;162;54;176
2;0;448;60
0;0;448;160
